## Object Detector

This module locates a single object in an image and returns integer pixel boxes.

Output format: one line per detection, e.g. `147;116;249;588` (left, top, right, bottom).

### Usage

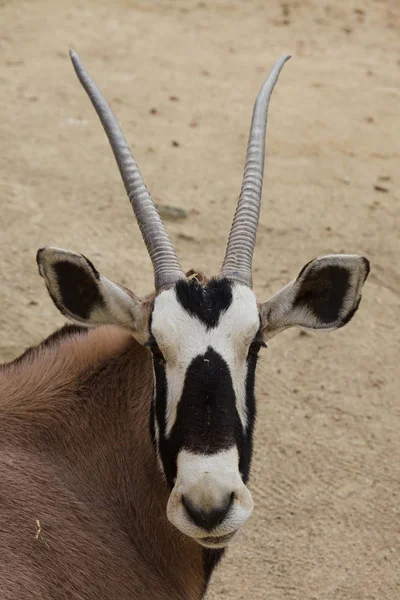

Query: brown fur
0;325;205;599
185;270;208;285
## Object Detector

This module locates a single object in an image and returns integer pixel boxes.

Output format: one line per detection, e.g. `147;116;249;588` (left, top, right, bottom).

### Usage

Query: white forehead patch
151;282;259;436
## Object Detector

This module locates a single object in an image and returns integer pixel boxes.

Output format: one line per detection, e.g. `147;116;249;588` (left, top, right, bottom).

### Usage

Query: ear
260;254;370;340
36;247;150;343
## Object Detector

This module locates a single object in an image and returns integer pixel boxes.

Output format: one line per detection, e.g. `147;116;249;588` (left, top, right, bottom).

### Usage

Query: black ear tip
361;256;371;279
36;248;46;275
341;296;362;327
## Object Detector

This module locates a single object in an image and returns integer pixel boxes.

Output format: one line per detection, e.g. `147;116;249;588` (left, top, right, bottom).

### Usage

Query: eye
248;337;267;356
145;338;165;362
152;346;165;361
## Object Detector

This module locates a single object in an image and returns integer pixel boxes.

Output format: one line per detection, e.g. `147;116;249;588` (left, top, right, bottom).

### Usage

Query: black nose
182;493;234;531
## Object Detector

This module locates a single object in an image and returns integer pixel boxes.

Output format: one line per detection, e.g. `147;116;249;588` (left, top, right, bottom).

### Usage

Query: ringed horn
70;49;185;292
220;55;291;287
70;50;290;292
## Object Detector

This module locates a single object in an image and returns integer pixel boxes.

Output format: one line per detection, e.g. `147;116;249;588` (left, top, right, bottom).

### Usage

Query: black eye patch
248;330;267;357
144;337;165;361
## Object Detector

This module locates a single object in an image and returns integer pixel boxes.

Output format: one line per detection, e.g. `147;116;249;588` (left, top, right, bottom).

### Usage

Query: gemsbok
0;51;369;599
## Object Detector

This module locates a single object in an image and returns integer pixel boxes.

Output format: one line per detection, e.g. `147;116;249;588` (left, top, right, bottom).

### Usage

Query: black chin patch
202;549;225;594
175;277;233;328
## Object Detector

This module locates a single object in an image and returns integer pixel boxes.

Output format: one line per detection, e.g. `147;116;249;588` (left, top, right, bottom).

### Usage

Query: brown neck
0;325;210;599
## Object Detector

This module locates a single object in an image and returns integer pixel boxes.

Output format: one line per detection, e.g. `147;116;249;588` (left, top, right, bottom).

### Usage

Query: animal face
36;52;370;549
37;248;369;547
150;278;260;546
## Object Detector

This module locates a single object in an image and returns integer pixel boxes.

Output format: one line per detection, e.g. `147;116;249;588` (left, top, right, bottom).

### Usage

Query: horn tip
279;55;292;66
69;48;80;66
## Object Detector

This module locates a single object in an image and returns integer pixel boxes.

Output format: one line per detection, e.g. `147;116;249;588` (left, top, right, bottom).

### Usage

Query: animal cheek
165;362;184;380
160;347;178;366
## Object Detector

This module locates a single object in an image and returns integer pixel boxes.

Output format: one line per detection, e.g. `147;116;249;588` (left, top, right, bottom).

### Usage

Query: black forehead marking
175;277;233;328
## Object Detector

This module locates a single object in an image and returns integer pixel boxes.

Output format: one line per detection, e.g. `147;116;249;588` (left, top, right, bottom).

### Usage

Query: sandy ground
1;0;399;597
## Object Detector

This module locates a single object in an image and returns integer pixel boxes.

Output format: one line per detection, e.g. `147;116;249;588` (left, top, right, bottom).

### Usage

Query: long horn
69;49;185;292
220;55;291;287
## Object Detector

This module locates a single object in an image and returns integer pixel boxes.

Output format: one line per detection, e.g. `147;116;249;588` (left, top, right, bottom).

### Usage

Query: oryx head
37;51;369;549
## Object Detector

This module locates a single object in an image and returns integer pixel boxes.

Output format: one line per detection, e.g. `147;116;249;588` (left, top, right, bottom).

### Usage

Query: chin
196;531;237;549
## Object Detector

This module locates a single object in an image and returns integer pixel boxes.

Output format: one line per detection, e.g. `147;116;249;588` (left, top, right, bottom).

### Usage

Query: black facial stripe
294;264;350;324
147;311;162;451
240;337;259;483
53;260;103;320
153;356;169;453
248;326;267;357
149;398;156;448
175;277;233;328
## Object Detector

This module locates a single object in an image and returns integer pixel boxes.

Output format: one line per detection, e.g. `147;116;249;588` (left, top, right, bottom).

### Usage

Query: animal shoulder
0;324;137;417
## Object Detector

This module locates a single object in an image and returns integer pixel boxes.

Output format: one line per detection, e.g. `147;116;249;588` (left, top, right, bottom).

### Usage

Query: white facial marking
167;447;254;546
151;282;259;437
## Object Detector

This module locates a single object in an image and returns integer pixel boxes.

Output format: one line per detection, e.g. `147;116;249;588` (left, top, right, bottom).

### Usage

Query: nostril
182;493;234;532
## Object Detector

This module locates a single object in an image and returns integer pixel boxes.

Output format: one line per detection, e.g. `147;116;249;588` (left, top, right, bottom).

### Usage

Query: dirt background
1;0;399;598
